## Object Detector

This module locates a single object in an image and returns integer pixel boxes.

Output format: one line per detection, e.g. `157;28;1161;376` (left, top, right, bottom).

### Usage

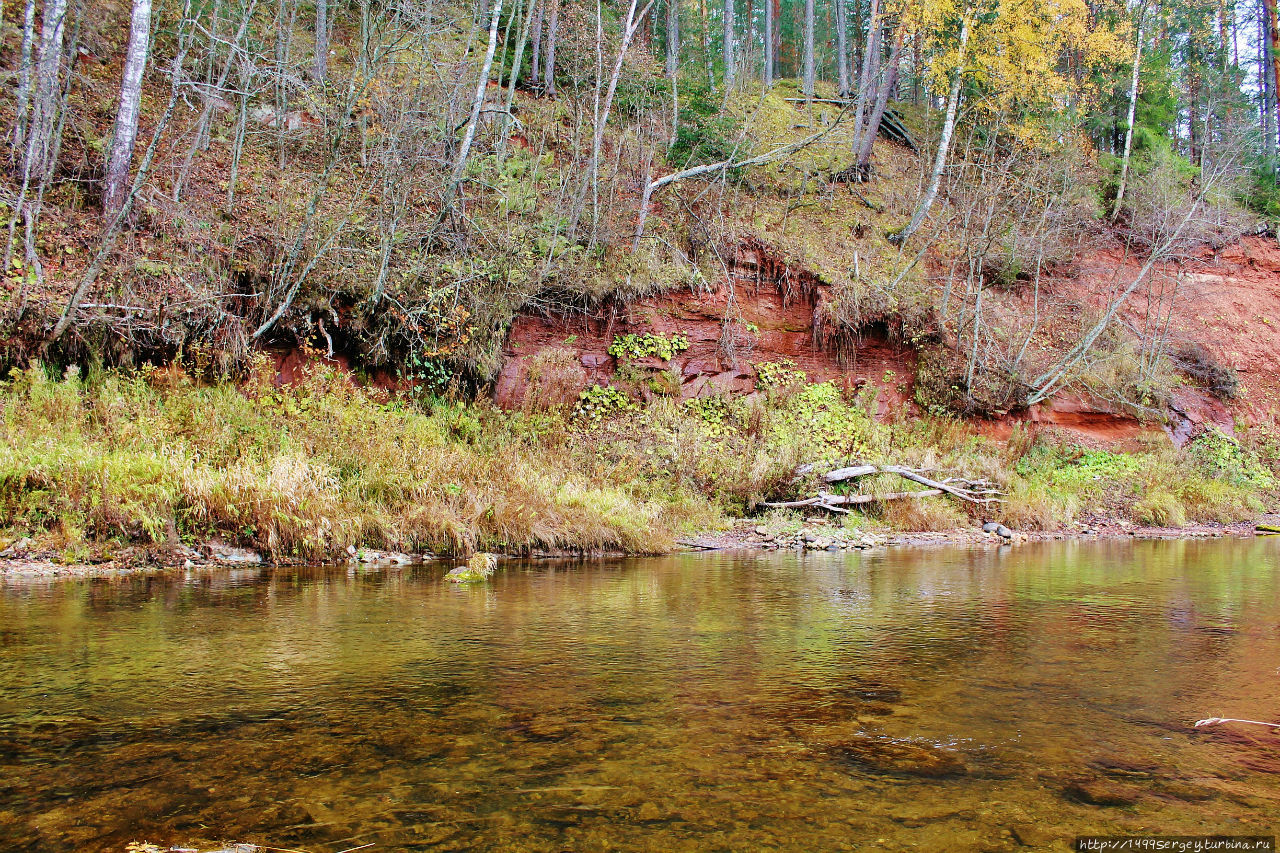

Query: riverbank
3;517;1274;580
2;364;1277;572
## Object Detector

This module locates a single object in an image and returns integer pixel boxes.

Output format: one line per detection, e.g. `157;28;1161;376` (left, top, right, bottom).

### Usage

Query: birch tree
23;0;68;183
1112;2;1146;220
103;0;153;218
893;9;969;245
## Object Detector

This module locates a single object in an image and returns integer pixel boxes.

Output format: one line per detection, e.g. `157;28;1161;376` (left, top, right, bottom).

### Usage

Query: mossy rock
445;552;499;583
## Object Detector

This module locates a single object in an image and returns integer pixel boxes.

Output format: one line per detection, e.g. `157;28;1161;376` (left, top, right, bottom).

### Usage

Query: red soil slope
493;242;916;417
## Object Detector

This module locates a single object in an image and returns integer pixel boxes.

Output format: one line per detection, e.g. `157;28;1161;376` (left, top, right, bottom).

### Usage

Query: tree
665;0;679;76
315;0;328;83
723;0;736;88
1112;1;1146;220
894;8;969;245
835;0;851;96
23;0;68;183
103;0;153;218
802;0;815;100
763;0;775;86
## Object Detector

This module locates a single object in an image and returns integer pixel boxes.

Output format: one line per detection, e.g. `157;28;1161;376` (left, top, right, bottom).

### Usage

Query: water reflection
1;539;1278;851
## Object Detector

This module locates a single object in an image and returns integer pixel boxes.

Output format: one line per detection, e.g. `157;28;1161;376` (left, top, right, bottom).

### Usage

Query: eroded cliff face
493;241;917;417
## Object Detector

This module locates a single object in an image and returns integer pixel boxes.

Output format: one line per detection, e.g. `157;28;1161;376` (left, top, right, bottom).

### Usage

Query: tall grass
0;362;718;560
1;362;1271;563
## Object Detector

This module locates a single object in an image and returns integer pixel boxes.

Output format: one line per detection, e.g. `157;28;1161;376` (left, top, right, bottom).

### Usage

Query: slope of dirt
494;242;917;416
1070;234;1280;421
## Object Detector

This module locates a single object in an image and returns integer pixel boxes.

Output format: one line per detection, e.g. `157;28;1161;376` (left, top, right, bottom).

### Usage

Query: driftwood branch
765;489;943;514
771;463;1004;514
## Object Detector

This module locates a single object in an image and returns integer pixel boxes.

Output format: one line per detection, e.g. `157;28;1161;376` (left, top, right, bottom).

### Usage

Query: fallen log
774;463;1003;514
765;489;943;513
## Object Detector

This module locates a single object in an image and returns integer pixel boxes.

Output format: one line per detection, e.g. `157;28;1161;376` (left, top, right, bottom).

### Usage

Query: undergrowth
1;363;1271;563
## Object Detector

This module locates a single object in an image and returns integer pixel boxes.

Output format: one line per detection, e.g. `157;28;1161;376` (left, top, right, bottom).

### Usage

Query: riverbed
2;539;1278;851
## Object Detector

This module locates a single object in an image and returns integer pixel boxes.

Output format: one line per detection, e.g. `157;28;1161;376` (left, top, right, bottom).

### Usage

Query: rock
829;735;968;778
1158;780;1217;802
982;522;1000;533
0;537;32;558
995;524;1014;539
209;545;263;565
858;535;876;548
183;559;196;570
826;543;841;551
754;526;769;536
1009;823;1057;847
1064;778;1142;806
802;531;817;543
445;566;486;583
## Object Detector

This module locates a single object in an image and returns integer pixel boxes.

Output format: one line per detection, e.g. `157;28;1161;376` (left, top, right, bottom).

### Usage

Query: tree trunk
314;0;328;83
103;0;152;218
531;0;543;85
23;0;68;183
854;23;902;172
1263;0;1275;161
440;0;504;217
665;0;678;76
544;0;559;96
802;0;815;100
1111;3;1144;221
1267;0;1280;147
722;0;735;89
893;10;969;246
12;0;36;153
834;0;850;96
851;0;880;146
762;0;773;86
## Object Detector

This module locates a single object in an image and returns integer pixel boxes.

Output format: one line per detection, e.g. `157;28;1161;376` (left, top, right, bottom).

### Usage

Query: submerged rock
828;735;968;777
1063;777;1142;806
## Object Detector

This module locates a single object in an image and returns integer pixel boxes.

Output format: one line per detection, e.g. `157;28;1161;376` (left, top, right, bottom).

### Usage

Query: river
2;539;1279;851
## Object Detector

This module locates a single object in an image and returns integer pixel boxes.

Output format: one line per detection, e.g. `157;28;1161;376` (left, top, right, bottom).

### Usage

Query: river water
2;539;1279;852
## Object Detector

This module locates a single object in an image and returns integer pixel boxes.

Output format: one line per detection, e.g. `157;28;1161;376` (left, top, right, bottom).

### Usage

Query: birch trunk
440;0;503;217
665;0;679;77
1111;4;1144;220
12;0;36;152
545;0;559;96
762;0;773;86
893;11;969;246
103;0;153;218
23;0;68;183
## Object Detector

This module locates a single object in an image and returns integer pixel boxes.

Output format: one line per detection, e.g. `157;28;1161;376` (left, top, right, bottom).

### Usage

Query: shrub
523;347;586;412
1135;491;1187;527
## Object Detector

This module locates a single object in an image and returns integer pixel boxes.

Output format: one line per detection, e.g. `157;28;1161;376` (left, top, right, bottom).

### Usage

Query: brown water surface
2;539;1279;851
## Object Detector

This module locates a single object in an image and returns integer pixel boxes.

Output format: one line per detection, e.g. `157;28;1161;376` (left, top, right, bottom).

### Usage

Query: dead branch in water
1194;717;1280;730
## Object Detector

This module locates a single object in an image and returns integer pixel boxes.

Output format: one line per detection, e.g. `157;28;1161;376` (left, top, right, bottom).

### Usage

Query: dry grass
0;362;718;560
